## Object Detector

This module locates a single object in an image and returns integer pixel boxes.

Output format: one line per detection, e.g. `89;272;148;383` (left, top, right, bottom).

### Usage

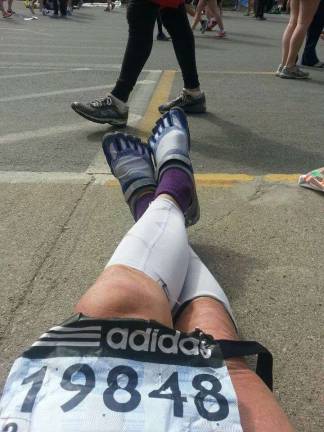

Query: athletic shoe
71;94;129;126
157;33;170;41
200;19;208;34
275;64;283;77
102;133;156;217
158;89;206;114
148;108;200;226
215;30;226;38
279;65;309;79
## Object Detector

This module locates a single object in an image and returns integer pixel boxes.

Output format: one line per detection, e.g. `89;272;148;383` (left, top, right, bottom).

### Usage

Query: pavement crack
0;179;93;344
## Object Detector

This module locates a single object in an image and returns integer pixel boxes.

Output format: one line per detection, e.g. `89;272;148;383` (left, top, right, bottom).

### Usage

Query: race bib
0;316;242;432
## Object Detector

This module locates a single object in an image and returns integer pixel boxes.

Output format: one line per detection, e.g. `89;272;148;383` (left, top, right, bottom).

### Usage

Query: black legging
254;0;266;17
111;0;200;102
302;0;324;65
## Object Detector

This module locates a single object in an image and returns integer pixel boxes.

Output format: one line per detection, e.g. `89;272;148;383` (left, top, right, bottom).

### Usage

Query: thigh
289;0;300;25
75;264;173;328
161;3;192;34
127;0;158;33
174;298;294;432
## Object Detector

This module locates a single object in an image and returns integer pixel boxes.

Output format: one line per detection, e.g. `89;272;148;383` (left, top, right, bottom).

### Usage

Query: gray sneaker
275;64;283;77
159;89;206;114
71;93;128;126
279;65;309;79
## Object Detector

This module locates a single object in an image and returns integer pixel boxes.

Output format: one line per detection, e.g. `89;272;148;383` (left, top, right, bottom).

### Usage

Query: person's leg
174;298;294;431
157;9;163;34
0;0;6;15
285;0;320;67
7;0;13;12
191;0;207;30
301;0;324;65
156;9;170;40
71;0;158;125
205;0;224;32
60;0;67;15
77;108;200;325
159;5;206;113
75;195;190;327
111;0;158;102
280;0;299;65
53;0;59;15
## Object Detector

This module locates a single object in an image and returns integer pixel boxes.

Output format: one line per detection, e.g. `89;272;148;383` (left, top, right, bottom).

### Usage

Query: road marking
195;173;255;186
136;70;176;138
0;52;123;58
0;172;301;185
264;174;300;183
0;28;54;36
0;68;90;80
0;171;92;184
0;80;154;103
0;44;126;50
0;123;106;146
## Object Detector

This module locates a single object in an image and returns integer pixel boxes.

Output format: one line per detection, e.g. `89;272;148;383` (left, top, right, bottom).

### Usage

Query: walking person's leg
159;4;206;113
71;0;159;126
301;0;324;66
191;0;207;30
156;9;170;41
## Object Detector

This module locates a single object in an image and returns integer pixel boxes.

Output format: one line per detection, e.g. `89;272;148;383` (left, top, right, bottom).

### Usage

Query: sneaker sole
279;74;309;79
71;104;127;127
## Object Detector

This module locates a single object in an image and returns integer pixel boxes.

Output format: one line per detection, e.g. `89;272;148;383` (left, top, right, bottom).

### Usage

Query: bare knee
75;265;173;327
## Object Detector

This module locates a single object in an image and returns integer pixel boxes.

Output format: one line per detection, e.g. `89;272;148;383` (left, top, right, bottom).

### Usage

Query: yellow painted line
105;173;300;188
264;174;300;183
136;70;176;139
194;173;255;187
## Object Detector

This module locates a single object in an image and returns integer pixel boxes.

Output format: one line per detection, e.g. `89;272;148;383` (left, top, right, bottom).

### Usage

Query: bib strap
218;340;273;391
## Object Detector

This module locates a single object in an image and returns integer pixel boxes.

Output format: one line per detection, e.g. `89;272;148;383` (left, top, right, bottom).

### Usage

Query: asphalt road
0;4;323;431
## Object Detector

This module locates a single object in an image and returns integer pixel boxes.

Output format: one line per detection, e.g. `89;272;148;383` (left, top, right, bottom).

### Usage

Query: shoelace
90;96;112;108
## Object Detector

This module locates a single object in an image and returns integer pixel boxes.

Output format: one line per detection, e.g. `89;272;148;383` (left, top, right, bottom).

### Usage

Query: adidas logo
106;327;212;358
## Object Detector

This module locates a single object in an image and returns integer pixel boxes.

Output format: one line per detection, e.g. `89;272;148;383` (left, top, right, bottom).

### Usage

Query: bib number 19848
10;363;229;423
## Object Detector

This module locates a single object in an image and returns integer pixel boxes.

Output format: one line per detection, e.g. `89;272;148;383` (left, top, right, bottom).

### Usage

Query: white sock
106;197;190;307
184;88;202;97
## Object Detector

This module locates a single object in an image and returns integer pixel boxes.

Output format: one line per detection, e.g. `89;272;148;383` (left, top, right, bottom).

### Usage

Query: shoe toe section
102;133;122;164
169;107;188;131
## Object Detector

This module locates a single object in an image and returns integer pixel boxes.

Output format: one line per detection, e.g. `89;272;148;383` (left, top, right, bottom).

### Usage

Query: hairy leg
175;298;294;431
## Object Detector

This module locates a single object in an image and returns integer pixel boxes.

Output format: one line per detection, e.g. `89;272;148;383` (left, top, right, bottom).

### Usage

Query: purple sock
134;191;155;221
155;168;193;214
